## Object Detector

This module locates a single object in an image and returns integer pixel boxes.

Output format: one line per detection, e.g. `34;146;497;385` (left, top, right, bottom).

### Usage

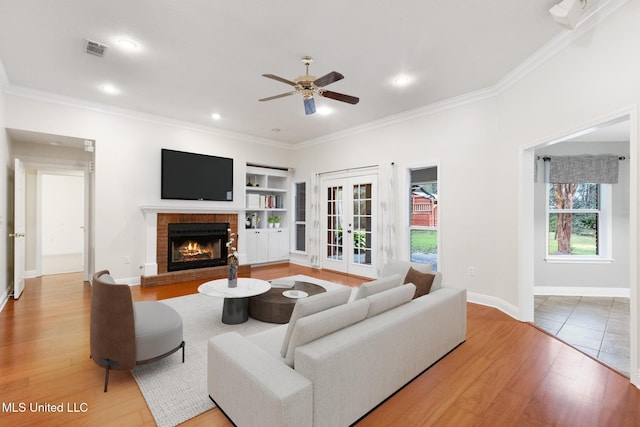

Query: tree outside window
548;183;599;256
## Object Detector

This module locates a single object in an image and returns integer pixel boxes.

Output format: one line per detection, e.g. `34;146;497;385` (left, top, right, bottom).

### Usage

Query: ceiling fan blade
313;71;344;88
259;91;296;102
320;90;360;105
304;97;316;115
262;74;297;86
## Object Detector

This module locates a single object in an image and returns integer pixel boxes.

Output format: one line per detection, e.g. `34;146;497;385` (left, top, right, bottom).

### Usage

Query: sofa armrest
208;332;312;427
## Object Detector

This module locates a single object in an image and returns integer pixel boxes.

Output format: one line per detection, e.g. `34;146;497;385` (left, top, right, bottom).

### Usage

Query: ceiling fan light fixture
260;56;359;114
304;97;316;115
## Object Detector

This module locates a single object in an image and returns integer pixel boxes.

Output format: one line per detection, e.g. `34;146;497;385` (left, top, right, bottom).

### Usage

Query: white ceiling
0;0;612;145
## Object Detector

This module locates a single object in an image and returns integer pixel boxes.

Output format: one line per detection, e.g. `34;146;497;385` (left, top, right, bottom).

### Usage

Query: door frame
36;169;86;277
518;108;638;387
320;168;378;278
23;161;93;281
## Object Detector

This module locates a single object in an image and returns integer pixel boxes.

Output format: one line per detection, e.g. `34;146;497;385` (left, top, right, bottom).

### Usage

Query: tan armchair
90;270;185;391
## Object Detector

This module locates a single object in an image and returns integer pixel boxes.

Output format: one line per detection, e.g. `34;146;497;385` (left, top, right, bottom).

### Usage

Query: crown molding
2;0;628;151
3;84;294;151
296;0;629;150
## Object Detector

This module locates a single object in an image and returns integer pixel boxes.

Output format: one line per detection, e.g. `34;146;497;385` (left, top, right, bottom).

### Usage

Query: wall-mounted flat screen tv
161;149;233;201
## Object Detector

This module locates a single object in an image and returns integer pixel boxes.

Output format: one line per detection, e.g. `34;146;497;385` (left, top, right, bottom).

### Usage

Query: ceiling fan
259;56;359;115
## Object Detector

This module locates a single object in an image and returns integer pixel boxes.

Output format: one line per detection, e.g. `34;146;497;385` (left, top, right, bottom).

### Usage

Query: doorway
39;171;85;275
519;113;637;386
321;172;377;278
8;129;94;283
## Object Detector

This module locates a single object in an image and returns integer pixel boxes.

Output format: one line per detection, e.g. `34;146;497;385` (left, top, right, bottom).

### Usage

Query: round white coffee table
198;278;271;324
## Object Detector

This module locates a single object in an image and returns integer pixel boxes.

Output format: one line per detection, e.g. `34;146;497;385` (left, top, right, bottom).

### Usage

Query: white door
12;158;26;299
321;174;377;278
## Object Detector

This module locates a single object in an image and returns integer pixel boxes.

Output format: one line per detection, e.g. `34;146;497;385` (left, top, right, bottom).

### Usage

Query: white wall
294;1;640;313
41;173;84;255
534;140;630;293
4;98;295;280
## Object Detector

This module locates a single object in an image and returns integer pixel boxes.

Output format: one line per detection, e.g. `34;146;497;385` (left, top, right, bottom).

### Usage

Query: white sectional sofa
207;262;466;427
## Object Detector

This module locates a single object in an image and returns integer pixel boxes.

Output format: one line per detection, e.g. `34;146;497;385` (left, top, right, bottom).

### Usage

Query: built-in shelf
244;165;290;264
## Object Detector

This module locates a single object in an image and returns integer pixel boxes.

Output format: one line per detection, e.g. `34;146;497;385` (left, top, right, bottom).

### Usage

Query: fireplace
167;222;229;272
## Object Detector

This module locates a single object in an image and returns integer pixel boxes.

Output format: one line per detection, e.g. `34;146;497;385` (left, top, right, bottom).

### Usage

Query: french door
321;173;377;278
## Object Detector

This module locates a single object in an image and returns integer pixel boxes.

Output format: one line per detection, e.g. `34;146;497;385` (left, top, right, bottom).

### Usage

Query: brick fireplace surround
140;212;250;287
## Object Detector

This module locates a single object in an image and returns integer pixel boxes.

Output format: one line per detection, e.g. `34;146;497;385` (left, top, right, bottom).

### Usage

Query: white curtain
308;173;321;267
376;163;396;275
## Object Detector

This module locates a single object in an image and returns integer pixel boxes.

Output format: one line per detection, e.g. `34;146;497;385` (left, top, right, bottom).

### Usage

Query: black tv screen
161;149;233;201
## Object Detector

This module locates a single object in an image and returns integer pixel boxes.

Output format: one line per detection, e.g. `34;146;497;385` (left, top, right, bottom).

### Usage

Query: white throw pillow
354;274;402;300
280;287;351;358
366;283;416;318
284;299;370;367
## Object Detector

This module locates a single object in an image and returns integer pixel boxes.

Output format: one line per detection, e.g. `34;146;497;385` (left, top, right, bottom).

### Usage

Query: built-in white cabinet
244;165;290;264
268;228;289;261
245;228;289;264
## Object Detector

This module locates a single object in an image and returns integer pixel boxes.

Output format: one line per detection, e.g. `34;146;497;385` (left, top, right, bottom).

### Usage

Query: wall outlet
124;256;131;264
468;266;475;276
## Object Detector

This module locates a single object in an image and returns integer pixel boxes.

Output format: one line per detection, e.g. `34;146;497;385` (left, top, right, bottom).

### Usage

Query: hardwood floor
1;264;639;426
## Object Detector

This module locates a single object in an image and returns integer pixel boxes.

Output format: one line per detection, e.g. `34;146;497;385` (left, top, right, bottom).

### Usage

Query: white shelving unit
244;165;290;264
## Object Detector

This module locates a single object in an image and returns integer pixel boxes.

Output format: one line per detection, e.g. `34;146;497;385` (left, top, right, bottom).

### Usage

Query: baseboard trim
466;291;520;320
534;286;630;298
0;289;8;312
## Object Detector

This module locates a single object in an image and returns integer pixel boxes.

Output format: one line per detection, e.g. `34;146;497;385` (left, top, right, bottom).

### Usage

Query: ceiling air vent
85;39;108;57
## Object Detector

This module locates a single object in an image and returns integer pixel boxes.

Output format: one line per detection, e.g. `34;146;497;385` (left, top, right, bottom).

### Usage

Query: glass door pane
352;183;372;265
326;186;343;261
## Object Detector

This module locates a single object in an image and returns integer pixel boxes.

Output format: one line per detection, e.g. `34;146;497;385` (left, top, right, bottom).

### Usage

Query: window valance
545;155;620;184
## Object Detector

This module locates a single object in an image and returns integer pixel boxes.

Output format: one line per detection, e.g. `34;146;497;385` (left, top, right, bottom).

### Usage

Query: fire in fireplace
167;222;229;272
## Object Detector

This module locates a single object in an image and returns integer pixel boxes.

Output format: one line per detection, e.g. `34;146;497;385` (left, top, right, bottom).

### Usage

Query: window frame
292;181;307;253
545;182;613;263
408;165;439;271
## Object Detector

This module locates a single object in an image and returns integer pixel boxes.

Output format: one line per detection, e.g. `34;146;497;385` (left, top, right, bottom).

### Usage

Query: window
409;167;438;271
546;182;611;260
294;182;306;252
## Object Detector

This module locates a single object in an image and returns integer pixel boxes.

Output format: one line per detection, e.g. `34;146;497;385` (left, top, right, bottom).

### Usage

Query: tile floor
534;295;630;377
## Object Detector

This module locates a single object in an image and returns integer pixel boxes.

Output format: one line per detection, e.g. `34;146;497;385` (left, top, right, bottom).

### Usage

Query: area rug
132;275;345;427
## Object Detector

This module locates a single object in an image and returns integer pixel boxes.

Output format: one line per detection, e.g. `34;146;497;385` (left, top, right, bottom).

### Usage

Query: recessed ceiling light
118;38;138;50
316;106;333;116
99;83;120;95
392;75;411;87
211;113;222;120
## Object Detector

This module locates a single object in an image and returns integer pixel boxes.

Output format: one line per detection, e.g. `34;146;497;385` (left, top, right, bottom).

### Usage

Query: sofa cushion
280;287;352;358
247;324;288;361
366;283;416;318
404;267;435;298
284;299;369;367
354;274;402;300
